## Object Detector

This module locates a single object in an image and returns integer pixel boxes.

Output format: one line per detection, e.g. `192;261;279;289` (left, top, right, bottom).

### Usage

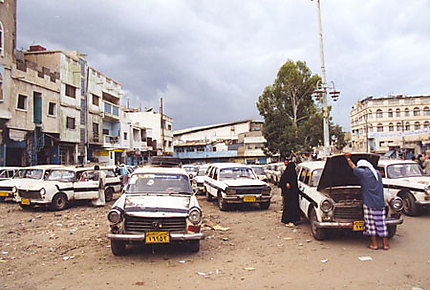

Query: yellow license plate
353;220;364;231
145;232;170;244
0;191;9;197
243;196;256;202
21;198;30;205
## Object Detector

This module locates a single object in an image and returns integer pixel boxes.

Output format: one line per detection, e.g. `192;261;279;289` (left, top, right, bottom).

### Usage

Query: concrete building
350;95;430;157
173;120;267;164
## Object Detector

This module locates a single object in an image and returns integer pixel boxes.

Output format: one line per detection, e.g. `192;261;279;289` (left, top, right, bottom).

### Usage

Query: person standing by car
279;159;301;226
119;164;129;186
345;153;389;250
92;165;106;207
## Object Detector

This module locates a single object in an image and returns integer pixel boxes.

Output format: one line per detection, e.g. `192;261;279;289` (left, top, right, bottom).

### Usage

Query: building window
376;109;383;118
368;110;373;119
404;108;409;117
387;109;393;118
65;84;76;98
368;125;373;133
396;122;402;131
197;147;204;152
395;108;401;117
123;132;128;140
66;117;75;129
413;107;420;116
414;122;420;131
17;94;28;110
92;94;100;106
48;102;56;116
176;148;184;153
405;122;410;131
103;129;109;135
424;121;430;130
388;123;394;132
167;124;172;131
423;107;430;116
377;123;383;132
186;148;194;152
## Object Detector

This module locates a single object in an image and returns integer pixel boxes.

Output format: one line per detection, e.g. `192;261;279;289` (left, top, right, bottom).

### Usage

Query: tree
257;59;345;157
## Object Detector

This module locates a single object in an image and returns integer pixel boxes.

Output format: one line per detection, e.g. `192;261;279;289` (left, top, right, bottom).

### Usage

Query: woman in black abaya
280;160;301;226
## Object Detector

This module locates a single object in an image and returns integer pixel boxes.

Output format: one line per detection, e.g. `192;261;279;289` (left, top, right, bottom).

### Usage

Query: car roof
133;166;188;175
298;161;325;171
209;163;251;169
378;159;417;166
25;165;65;169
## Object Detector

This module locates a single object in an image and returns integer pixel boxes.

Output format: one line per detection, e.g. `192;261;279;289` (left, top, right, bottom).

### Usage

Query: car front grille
18;189;41;199
0;186;12;192
333;206;363;221
235;187;264;195
124;216;187;232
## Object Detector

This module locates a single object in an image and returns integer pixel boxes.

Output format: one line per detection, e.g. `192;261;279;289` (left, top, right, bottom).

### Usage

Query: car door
297;167;311;217
73;170;99;200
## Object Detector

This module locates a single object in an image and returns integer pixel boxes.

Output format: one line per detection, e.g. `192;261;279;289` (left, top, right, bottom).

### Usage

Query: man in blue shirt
345;153;389;250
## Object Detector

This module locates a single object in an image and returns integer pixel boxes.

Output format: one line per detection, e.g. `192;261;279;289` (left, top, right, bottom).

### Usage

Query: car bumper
107;232;205;241
223;195;272;204
314;217;403;229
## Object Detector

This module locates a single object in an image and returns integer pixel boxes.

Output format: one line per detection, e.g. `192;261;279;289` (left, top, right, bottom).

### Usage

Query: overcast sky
16;0;430;131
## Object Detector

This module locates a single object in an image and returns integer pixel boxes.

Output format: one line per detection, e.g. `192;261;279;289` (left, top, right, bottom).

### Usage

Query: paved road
0;186;429;289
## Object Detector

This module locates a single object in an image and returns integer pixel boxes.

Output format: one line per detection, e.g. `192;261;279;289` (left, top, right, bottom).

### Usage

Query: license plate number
243;196;256;202
0;191;9;197
353;220;364;231
145;232;170;244
21;198;30;205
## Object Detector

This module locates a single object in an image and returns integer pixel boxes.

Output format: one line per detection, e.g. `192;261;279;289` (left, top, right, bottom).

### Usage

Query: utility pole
160;97;165;155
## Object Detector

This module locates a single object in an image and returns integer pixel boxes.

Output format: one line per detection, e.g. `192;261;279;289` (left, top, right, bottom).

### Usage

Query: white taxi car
297;153;403;240
192;164;209;194
106;166;204;255
377;159;430;216
204;163;272;210
17;166;121;210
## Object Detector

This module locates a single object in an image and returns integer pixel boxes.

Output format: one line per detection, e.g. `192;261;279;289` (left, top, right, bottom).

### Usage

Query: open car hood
317;153;380;192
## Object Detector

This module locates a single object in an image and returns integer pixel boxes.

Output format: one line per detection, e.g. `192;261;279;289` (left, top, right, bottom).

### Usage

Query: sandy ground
0;186;429;290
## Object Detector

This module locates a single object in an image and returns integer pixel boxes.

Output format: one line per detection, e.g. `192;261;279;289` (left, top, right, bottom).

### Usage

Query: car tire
260;201;270;210
51;193;68;211
111;240;126;256
105;188;114;202
387;225;397;239
188;240;200;253
217;192;228;211
400;191;419;216
310;207;327;240
206;188;214;201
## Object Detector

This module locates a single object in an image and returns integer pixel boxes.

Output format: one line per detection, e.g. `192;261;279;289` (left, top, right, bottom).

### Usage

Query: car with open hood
297;153;403;240
106;166;204;255
377;159;430;216
204;163;272;210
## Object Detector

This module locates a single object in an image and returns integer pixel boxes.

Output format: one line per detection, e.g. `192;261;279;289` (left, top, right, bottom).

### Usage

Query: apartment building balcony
103;101;120;121
103;135;120;148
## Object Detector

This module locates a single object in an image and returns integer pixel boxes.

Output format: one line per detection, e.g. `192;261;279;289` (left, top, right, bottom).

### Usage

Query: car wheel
111;240;126;256
188;240;200;253
206;188;214;201
51;193;68;211
260;201;270;210
217;192;228;211
310;207;327;240
105;188;114;202
400;191;419;216
387;225;397;239
19;203;35;211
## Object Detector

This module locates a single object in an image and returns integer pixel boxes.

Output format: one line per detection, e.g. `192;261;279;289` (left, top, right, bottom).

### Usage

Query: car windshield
252;167;265;175
197;168;207;176
310;169;322;187
127;173;192;194
22;169;44;180
387;163;424;178
184;166;197;173
46;170;75;182
219;167;256;180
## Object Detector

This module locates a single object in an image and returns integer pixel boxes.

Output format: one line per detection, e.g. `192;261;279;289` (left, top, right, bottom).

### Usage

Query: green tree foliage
257;59;345;157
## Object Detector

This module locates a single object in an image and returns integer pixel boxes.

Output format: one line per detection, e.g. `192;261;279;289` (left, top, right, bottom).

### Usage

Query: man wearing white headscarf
345;153;389;250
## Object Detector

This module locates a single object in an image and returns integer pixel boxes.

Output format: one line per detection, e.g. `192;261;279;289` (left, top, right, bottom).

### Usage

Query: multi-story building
173;120;267;164
350;95;430;157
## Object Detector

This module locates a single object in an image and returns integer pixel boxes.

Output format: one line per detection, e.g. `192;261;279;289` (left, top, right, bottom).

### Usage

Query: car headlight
188;208;202;225
424;185;430;195
320;199;333;213
226;188;236;195
40;188;46;196
107;209;122;224
390;197;404;212
12;186;17;193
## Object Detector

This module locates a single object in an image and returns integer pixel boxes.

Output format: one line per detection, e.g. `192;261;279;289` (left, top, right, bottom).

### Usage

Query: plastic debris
197;272;207;277
358;256;372;261
212;225;230;231
321;259;328;263
179;260;188;264
244;267;255;271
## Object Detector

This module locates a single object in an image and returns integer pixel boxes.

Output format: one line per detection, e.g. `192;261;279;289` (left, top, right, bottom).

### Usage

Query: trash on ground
244;267;255;271
321;259;328;263
358;256;372;261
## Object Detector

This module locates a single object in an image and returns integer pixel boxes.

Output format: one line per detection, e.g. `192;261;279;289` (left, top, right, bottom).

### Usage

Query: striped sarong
363;204;388;237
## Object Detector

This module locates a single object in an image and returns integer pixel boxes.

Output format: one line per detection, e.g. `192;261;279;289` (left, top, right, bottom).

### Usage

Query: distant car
377;159;430;216
265;162;285;185
183;164;198;179
16;166;121;210
0;167;21;181
250;165;268;182
192;165;209;194
296;153;403;240
204;163;272;210
107;166;204;256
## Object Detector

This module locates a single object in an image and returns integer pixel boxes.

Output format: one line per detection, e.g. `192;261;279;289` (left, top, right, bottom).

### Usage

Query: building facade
350;95;430;157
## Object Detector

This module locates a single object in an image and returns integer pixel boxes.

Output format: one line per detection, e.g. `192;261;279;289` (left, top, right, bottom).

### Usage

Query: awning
9;129;26;142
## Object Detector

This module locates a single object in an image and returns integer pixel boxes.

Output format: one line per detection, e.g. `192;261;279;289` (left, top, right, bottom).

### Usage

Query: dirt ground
0;186;429;290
